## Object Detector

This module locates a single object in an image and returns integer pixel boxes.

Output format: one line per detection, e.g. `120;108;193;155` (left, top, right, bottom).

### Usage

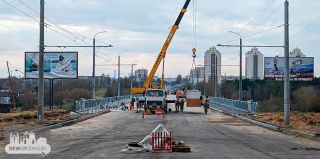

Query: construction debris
172;140;191;152
125;124;191;153
138;124;170;151
121;146;146;154
128;141;141;147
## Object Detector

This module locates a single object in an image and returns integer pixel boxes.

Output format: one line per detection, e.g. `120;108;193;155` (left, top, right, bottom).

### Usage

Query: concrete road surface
1;106;320;159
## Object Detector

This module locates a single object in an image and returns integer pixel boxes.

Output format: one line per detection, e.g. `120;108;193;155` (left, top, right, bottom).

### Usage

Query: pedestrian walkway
210;104;253;116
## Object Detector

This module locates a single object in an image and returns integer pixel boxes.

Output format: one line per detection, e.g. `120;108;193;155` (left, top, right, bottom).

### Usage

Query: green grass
61;103;74;112
96;89;106;99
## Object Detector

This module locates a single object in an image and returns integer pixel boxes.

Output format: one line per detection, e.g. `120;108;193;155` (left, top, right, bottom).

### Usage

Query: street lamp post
117;50;127;98
229;31;243;101
117;50;127;107
92;31;107;99
130;64;137;99
197;64;239;97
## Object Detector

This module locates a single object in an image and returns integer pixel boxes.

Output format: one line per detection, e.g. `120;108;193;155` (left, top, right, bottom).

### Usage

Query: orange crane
131;0;192;94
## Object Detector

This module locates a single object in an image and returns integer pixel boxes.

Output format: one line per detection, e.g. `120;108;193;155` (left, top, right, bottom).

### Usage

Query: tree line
219;78;320;112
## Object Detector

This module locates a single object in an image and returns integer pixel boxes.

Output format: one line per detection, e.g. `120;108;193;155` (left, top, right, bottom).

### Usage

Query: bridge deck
1;105;320;159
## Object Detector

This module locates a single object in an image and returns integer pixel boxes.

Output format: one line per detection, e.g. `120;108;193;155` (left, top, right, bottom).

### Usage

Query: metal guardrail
75;95;135;113
209;97;258;113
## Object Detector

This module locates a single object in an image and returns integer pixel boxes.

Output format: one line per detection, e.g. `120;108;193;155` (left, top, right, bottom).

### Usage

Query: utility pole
92;36;96;99
38;0;45;121
6;61;16;109
49;79;53;109
229;31;243;101
239;38;243;101
118;56;120;98
220;31;243;101
92;31;107;99
284;0;290;126
130;64;133;99
199;64;240;98
96;60;137;101
130;64;137;99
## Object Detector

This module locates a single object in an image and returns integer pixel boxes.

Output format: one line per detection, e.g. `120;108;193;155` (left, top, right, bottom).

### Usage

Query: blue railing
209;97;258;113
75;95;136;112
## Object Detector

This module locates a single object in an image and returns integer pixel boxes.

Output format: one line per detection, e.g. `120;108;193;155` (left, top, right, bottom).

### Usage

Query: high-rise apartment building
245;48;263;80
204;47;221;84
289;47;306;57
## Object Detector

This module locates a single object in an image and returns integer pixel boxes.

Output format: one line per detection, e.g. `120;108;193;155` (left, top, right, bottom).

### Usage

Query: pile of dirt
253;112;320;136
44;109;71;122
0;109;70;122
0;109;74;135
0;109;87;142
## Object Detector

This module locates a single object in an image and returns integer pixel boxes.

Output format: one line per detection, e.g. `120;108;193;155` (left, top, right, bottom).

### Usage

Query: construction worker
200;96;204;105
203;99;209;115
136;101;141;113
130;98;134;111
179;98;185;112
175;97;180;113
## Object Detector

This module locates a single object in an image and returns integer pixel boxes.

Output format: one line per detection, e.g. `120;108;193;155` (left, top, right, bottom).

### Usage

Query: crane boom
132;0;191;94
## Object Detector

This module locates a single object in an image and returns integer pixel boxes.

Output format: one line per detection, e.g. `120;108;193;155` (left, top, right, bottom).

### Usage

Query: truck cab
145;89;167;112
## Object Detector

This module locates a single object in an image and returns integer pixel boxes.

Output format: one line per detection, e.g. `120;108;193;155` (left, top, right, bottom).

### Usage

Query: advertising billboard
264;56;314;81
25;52;78;79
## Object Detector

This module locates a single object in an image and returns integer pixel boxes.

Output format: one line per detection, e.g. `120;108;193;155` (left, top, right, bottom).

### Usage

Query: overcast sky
0;0;319;78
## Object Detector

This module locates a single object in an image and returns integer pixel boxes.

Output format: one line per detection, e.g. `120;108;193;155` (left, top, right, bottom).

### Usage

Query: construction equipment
143;88;167;116
6;61;16;109
186;89;201;107
131;0;192;94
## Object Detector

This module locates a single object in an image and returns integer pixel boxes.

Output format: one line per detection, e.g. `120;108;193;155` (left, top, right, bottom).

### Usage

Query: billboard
25;52;78;79
264;56;314;81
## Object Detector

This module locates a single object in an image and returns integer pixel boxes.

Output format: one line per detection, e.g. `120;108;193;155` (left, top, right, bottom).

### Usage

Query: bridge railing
75;95;134;113
209;97;258;113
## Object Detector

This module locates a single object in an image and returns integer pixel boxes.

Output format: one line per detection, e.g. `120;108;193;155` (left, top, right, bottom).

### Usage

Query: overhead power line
0;23;20;34
96;52;119;64
244;3;283;36
220;0;280;45
291;15;320;39
10;0;112;47
219;24;284;45
14;0;92;45
7;61;24;74
1;0;38;22
243;24;284;39
3;0;117;62
96;54;118;64
2;0;71;42
238;0;277;34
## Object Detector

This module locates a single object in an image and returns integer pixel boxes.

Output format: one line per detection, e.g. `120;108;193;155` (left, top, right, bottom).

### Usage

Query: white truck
144;89;167;113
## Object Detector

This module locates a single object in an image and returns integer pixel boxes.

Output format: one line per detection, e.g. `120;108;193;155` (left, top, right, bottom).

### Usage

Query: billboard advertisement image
264;56;314;81
25;52;78;79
